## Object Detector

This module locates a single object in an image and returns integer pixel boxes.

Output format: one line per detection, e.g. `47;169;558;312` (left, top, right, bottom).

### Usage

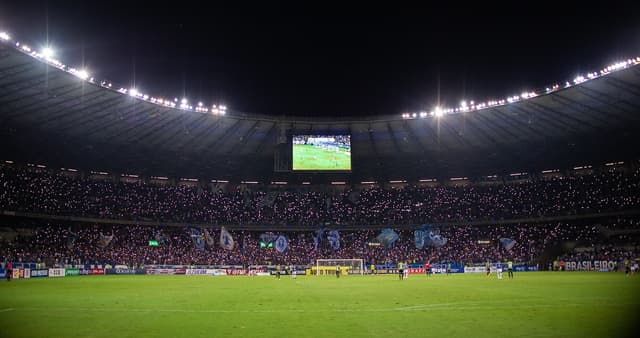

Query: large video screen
292;135;351;171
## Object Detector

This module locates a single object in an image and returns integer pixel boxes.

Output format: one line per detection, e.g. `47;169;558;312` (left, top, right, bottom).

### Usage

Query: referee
6;261;12;282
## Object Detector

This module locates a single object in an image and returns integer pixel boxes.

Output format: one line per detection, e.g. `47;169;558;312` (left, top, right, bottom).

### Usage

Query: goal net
314;259;364;276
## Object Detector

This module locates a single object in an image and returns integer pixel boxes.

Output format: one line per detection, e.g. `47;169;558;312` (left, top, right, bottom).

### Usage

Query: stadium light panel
0;32;10;41
434;107;443;117
129;88;138;97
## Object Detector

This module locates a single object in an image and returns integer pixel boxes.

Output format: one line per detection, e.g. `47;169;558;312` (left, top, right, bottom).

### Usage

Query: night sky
1;2;639;117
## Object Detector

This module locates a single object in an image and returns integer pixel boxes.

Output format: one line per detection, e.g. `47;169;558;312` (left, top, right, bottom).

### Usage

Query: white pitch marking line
12;301;637;315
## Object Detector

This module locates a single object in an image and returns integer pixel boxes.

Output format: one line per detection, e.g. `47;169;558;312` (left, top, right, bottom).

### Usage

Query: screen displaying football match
292;135;351;171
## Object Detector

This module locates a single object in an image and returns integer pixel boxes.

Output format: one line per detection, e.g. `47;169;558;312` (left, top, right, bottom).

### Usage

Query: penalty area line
0;308;14;312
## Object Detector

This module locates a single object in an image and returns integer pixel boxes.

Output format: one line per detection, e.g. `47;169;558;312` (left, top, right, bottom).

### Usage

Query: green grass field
0;272;639;338
293;144;351;170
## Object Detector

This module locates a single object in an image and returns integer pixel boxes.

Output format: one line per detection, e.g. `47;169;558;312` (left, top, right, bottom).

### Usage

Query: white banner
185;269;222;275
210;269;228;276
464;266;486;273
48;268;65;277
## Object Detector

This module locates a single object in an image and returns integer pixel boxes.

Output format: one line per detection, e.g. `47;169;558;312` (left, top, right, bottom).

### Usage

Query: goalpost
314;259;364;276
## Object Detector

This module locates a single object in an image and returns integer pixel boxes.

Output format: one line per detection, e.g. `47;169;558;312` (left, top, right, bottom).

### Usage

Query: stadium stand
1;163;638;269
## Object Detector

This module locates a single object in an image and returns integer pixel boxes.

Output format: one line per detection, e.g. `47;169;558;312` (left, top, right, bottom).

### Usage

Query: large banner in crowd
376;228;399;248
414;224;447;249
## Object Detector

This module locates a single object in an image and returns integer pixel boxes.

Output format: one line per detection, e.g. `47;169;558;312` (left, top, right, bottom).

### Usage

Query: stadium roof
1;35;640;183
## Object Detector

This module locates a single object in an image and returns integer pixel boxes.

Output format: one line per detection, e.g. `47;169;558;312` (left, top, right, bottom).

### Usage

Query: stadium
1;5;640;338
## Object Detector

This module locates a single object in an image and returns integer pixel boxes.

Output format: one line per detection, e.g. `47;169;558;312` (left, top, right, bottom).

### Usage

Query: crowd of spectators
1;219;637;268
1;164;640;226
1;164;639;267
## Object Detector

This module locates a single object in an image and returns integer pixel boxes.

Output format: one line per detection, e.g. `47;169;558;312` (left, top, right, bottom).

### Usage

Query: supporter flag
415;224;447;248
98;231;114;248
66;227;77;249
242;235;247;254
499;238;517;251
243;191;252;207
154;229;167;245
260;232;278;245
203;228;215;247
346;190;360;205
327;230;341;250
188;227;205;251
414;227;426;249
275;235;288;252
258;192;278;208
312;228;325;251
376;228;399;248
220;226;235;250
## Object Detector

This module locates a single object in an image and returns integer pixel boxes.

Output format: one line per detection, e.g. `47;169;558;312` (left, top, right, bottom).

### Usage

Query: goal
314;259;364;276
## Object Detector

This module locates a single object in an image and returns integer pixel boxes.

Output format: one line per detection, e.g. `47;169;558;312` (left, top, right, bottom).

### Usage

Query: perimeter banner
105;269;145;275
146;268;187;275
30;269;49;277
431;263;464;274
79;268;105;275
48;268;65;277
65;268;80;276
563;260;616;272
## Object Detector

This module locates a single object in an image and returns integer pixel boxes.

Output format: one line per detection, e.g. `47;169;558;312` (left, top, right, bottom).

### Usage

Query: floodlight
76;69;89;80
42;47;54;58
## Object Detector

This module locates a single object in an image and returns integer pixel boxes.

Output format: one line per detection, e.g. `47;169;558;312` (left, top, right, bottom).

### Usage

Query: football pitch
0;272;638;338
293;144;351;170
